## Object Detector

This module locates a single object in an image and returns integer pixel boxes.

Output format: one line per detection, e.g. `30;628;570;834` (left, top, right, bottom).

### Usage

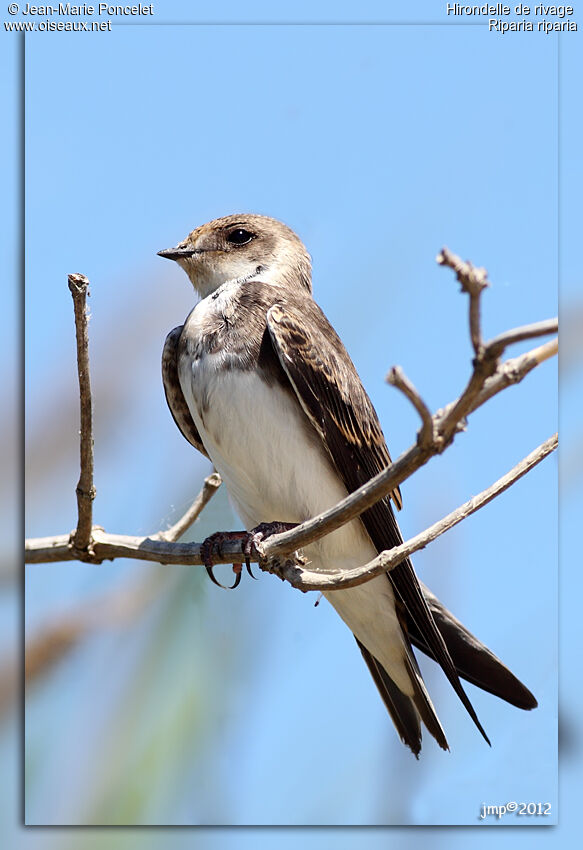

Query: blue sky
4;0;580;843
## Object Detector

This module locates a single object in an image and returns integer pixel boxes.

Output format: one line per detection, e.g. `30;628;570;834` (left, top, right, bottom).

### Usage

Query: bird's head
158;213;312;298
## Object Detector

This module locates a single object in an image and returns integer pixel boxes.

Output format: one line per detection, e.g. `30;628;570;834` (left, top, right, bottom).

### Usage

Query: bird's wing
162;326;209;458
266;299;490;747
415;582;537;710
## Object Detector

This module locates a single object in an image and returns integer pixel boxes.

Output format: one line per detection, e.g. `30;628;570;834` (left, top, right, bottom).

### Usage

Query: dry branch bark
260;433;558;590
67;273;96;555
153;472;222;543
25;254;558;593
26;430;557;592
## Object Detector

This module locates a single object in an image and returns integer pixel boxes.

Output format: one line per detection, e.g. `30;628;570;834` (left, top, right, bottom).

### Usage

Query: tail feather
356;497;492;746
355;581;537;756
355;637;449;756
411;583;537;711
388;564;492;747
403;644;450;753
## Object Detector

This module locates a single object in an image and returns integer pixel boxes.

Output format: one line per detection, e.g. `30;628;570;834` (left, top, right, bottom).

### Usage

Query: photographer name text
17;3;153;14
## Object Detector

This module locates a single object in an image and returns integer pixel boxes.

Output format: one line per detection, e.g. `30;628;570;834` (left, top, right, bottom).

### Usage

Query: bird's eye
227;228;254;245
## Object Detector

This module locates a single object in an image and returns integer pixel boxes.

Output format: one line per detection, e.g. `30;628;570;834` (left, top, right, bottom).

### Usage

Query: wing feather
162;326;209;458
267;301;491;745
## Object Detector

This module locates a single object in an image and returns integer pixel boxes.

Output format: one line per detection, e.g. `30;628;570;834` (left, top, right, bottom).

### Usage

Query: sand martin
159;213;536;755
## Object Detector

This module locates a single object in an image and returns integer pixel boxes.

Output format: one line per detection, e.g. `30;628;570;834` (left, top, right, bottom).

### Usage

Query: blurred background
3;0;580;845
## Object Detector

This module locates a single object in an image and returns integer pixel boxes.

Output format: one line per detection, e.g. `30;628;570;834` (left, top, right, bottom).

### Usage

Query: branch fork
25;250;558;597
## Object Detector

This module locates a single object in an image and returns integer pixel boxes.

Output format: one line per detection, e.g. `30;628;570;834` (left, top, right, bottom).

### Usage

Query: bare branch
436;247;490;356
25;528;242;566
386;366;434;448
25;254;558;590
263;434;558;590
487;319;558;358
261;444;426;560
24;472;223;565
229;246;557;562
469;337;558;413
153;472;222;543
24;432;558;591
67;273;96;555
434;336;558;432
261;338;557;561
437;332;556;447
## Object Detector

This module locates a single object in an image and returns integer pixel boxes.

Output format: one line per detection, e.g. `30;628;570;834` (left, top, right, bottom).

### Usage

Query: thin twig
487;318;558;358
433;254;558;445
263;434;558;590
262;332;557;562
24;433;558;590
25;253;558;589
469;337;558;414
261;445;426;559
67;274;95;554
435;336;558;427
25;530;231;565
153;472;222;543
26;474;224;564
24;336;558;569
386;366;434;448
436;247;489;356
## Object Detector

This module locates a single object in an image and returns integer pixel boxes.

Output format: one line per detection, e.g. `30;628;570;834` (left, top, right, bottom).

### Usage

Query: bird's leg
201;522;298;589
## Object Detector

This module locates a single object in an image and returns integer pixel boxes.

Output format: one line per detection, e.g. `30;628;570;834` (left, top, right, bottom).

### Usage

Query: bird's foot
243;521;298;559
201;531;251;589
201;522;297;589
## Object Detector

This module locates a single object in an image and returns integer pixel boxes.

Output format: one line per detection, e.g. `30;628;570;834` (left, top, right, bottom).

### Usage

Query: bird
158;213;537;756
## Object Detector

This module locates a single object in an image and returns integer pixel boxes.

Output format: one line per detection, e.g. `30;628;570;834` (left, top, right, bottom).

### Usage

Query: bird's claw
201;532;245;589
201;522;297;589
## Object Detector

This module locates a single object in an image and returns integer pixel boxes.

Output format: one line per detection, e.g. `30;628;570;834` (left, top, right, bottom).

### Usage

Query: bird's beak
157;247;201;261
